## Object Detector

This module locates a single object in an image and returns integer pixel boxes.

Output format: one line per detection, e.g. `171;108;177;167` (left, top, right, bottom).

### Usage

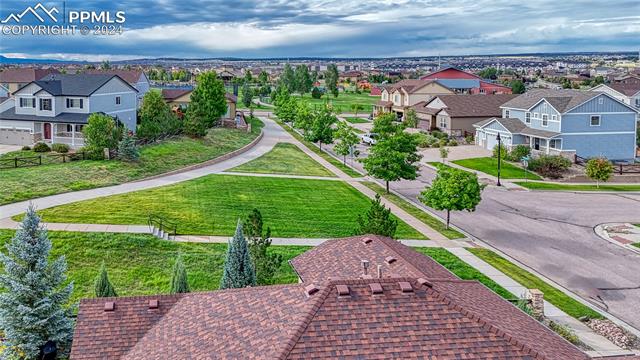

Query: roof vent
305;284;320;297
385;256;397;264
398;282;413;293
377;265;383;279
104;301;115;312
148;299;159;309
362;237;373;244
370;283;383;295
336;284;350;297
417;278;433;288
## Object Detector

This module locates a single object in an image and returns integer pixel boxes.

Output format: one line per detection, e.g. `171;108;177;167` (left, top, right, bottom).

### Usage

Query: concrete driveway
420;144;490;163
0;144;22;155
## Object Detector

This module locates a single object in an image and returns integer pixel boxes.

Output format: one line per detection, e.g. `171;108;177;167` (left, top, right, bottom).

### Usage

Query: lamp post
496;133;502;186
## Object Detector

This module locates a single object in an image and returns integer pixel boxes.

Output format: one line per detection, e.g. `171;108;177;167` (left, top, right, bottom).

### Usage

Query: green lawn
514;182;640;192
294;92;378;114
229;143;335;177
416;248;513;299
362;181;465;240
468;248;604;320
0;230;307;302
344;117;370;124
31;174;425;239
452;157;542;180
0;118;264;205
275;119;362;178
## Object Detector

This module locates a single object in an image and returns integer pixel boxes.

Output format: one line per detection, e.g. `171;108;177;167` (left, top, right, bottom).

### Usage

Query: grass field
362;181;465;239
514;182;640;192
294;92;378;114
452;157;542;180
415;248;513;299
344;117;370;124
229;143;335;177
0;118;264;205
32;174;426;239
0;230;307;302
468;248;604;320
275;119;362;178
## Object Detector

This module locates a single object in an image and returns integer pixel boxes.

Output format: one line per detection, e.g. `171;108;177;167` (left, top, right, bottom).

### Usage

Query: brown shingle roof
609;83;640;97
161;88;191;101
289;235;457;282
386;79;439;94
84;69;146;85
0;68;60;83
420;94;518;118
501;89;599;113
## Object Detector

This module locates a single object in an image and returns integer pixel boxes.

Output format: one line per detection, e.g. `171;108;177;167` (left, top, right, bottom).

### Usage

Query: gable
13;82;42;96
412;81;453;95
567;93;637;114
92;76;138;95
479;118;509;133
529;99;560;116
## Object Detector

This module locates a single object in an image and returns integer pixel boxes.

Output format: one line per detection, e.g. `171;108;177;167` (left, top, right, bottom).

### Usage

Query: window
39;98;52;111
505;109;510;118
479;88;485;94
439;117;447;129
66;98;84;109
590;115;601;126
19;98;35;108
394;94;399;103
533;113;539;119
115;96;121;105
635;98;639;107
75;124;84;132
525;112;531;124
598;97;604;105
549;139;561;149
66;124;73;132
551;114;557;121
542;114;548;126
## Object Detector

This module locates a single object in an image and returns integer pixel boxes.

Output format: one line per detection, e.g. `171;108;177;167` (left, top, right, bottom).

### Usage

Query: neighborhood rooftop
416;94;518;117
500;89;601;112
33;74;137;97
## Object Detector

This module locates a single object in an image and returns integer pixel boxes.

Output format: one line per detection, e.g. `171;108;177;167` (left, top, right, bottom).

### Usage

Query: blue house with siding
473;89;639;161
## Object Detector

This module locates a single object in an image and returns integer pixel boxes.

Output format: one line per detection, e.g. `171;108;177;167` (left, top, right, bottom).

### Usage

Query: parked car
361;133;378;145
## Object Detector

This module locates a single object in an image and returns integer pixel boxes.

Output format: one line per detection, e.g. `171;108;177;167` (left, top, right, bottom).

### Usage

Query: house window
75;124;84;132
480;88;485;94
66;124;73;132
590;115;601;126
542;114;548;127
66;98;84;109
598;97;604;105
115;96;121;105
635;98;639;107
505;109;510;118
533;113;539;119
551;114;557;121
549;139;561;149
525;112;531;124
19;98;35;108
439;117;447;129
39;98;52;111
394;94;399;103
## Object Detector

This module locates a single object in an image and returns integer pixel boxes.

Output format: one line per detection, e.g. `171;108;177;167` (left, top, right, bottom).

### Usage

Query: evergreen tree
243;209;282;285
186;71;227;135
117;133;140;162
170;255;190;294
241;82;253;108
355;194;398;238
220;220;256;289
0;205;74;358
325;64;339;97
95;262;117;297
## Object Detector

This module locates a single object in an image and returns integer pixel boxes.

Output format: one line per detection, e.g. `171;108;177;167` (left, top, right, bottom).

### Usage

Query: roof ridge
373;236;432;278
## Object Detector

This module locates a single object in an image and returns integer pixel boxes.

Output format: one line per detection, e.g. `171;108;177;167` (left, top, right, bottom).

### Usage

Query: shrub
447;139;458;146
414;133;439;148
51;143;70;153
21;145;31;151
508;144;530;161
83;113;123;159
464;135;474;144
438;138;448;147
33;142;51;152
311;87;322;99
527;155;571;179
431;130;448;140
492;143;508;159
117;134;140;162
137;89;183;141
585;157;613;188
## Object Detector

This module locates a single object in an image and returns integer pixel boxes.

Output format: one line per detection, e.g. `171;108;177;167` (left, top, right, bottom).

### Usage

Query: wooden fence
0;152;86;170
575;155;640;174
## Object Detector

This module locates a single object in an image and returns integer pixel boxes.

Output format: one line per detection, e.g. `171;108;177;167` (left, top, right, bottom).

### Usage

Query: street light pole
496;133;502;186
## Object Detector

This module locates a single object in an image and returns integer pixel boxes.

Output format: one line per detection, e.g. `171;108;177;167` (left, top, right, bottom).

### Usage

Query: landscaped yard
0;118;264;205
31;174;426;239
514;182;640;192
452;157;542;180
362;181;465;240
228;142;335;177
415;248;513;299
344;117;370;124
468;248;604;320
294;92;378;114
0;230;308;302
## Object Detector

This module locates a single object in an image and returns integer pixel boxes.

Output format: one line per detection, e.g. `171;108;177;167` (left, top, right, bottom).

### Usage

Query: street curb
594;223;640;255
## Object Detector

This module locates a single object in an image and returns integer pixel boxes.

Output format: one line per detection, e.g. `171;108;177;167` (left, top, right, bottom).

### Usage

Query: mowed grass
468;248;604;320
452;157;542;180
362;181;465;240
415;248;513;299
0;118;264;205
229;143;335;177
344;117;370;124
294;92;379;114
32;174;426;239
0;230;308;302
515;182;640;192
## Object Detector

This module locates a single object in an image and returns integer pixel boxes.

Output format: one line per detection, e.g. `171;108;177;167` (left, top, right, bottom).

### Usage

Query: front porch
35;122;85;148
524;135;576;161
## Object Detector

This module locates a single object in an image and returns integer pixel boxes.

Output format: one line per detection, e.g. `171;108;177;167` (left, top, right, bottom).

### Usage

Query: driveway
0;144;22;155
420;144;490;163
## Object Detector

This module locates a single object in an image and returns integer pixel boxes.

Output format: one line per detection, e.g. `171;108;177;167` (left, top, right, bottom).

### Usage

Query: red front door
44;123;51;140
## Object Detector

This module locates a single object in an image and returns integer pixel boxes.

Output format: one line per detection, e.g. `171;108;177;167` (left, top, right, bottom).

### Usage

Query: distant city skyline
1;0;638;62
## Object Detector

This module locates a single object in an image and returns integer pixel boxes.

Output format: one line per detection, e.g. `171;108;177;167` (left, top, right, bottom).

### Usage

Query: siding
561;113;636;133
561;133;636;160
90;77;137;131
568;94;633;113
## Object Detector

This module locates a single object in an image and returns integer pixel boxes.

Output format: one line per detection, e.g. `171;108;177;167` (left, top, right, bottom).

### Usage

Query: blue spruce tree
0;205;74;358
220;220;256;289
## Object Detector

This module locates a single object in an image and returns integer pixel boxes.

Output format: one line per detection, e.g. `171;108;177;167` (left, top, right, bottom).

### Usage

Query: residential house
591;83;640;109
412;94;517;136
159;88;238;120
0;67;60;94
609;73;640;85
374;79;453;119
0;74;137;147
339;70;364;83
473;89;639;161
70;235;590;360
420;66;512;94
85;69;150;106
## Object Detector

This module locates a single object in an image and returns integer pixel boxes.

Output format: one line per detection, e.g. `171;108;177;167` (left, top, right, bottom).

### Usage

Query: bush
21;145;31;151
492;143;508;159
431;130;448;140
311;87;322;99
414;133;439;148
83;113;123;159
447;139;458;146
464;135;474;144
508;144;530;161
527;155;571;179
51;143;70;153
137;89;183;141
117;134;140;162
33;142;51;153
438;138;448;147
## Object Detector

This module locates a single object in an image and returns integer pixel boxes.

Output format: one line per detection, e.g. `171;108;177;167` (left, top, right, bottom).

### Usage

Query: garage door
0;129;34;146
485;133;497;150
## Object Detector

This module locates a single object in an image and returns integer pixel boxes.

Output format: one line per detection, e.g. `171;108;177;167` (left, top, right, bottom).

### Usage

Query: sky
0;0;639;61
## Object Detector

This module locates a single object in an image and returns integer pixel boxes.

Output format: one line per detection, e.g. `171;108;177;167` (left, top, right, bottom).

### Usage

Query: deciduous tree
186;71;227;136
334;121;360;164
294;64;313;95
361;131;421;193
585;157;614;188
325;64;339;98
305;106;337;150
137;89;182;141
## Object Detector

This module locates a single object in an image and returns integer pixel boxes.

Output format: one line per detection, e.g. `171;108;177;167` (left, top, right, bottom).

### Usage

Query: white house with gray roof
473;89;639;161
0;73;137;147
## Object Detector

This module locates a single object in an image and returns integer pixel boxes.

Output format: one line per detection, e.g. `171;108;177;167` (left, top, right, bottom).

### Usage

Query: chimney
305;284;320;297
361;260;369;276
377;265;382;279
529;289;544;319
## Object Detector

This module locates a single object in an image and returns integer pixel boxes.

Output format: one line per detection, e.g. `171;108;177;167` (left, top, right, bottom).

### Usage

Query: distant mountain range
0;55;85;64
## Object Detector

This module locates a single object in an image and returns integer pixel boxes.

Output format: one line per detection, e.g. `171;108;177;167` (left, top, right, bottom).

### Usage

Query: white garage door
485;133;497;150
0;129;34;146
